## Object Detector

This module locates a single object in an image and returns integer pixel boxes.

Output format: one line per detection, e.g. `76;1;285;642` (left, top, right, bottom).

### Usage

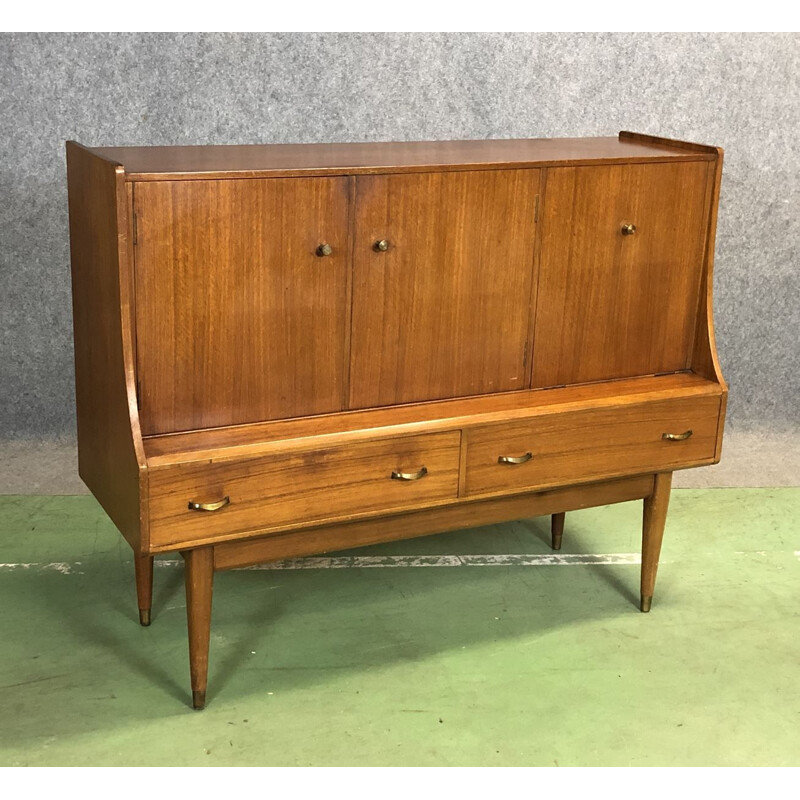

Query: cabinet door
350;169;540;409
532;161;711;388
135;177;350;435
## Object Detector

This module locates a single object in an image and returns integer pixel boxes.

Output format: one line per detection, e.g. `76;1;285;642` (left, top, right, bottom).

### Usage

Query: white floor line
5;551;798;575
1;553;643;574
236;553;644;569
0;562;79;574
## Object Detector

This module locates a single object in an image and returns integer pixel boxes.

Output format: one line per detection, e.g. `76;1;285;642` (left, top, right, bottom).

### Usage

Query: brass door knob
316;243;333;257
621;223;637;236
374;239;390;252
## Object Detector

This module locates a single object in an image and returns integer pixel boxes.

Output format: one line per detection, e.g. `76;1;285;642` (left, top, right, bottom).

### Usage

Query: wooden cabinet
66;132;727;708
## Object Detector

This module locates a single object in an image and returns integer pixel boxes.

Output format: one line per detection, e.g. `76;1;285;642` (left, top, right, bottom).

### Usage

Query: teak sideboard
66;132;727;709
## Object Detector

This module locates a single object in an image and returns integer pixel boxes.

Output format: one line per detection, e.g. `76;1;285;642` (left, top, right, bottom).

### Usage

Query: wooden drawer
463;394;721;497
148;431;461;548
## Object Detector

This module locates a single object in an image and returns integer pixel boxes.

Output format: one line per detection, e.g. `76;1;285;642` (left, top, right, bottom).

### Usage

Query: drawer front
149;431;461;547
464;395;721;497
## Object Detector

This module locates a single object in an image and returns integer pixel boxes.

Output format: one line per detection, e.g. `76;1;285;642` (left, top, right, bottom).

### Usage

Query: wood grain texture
213;474;655;570
91;137;713;182
619;130;718;154
685;148;727;464
691;148;728;388
184;546;214;709
463;394;720;498
66;141;147;550
148;431;461;548
532;161;711;387
641;471;673;611
349;169;540;407
551;512;565;550
714;392;728;464
134;177;351;434
143;373;723;468
134;553;154;626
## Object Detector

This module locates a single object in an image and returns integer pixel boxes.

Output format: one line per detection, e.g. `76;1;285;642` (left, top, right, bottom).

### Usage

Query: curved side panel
692;148;728;388
691;147;728;462
66;142;148;551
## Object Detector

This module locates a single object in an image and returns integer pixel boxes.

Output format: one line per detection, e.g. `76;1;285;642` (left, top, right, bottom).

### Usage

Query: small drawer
148;431;461;548
464;394;721;497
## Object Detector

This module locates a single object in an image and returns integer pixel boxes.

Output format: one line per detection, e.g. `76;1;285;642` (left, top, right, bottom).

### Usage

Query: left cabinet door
134;177;351;435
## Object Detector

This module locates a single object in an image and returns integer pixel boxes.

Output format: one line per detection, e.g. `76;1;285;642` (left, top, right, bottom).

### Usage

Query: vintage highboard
66;132;727;709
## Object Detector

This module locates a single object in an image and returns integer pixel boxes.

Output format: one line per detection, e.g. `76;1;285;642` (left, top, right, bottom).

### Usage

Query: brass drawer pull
188;496;231;512
621;223;637;236
662;430;693;441
498;452;533;465
316;243;333;257
374;239;390;252
391;466;428;481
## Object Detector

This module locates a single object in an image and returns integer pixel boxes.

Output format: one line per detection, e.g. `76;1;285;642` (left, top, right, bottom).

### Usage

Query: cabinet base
137;472;674;707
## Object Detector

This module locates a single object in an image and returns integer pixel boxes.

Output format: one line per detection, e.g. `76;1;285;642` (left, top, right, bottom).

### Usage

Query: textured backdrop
1;32;798;439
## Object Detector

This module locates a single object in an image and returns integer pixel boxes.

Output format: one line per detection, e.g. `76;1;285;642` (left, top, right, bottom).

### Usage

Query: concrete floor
1;488;798;766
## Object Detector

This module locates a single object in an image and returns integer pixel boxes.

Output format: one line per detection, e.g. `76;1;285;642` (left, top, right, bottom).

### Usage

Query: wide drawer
463;394;721;497
149;431;461;548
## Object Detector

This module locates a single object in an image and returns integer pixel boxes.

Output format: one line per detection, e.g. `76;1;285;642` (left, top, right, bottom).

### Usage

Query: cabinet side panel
66;142;146;550
690;150;727;462
691;150;727;387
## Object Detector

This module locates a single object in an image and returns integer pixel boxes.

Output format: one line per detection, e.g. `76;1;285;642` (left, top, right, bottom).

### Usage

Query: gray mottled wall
1;32;798;438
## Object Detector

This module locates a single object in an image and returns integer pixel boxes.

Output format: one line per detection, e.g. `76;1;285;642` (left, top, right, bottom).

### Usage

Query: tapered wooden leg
184;547;214;710
551;512;565;550
134;553;154;626
641;472;673;612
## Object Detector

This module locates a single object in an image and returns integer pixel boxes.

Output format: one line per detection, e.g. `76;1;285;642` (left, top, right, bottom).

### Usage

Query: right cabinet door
532;161;712;388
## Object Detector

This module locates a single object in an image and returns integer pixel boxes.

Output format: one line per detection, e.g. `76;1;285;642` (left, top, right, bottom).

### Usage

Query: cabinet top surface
83;134;716;180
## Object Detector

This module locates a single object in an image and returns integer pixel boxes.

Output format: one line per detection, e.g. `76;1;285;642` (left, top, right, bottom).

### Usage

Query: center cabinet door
349;169;541;409
134;178;350;435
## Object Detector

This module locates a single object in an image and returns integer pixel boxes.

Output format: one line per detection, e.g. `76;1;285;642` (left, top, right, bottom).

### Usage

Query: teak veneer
66;132;727;708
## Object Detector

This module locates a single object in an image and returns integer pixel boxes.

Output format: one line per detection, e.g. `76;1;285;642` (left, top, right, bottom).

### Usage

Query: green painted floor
0;489;798;766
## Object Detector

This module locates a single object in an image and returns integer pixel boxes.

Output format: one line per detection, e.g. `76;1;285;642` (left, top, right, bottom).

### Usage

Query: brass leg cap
551;534;563;551
139;609;151;627
192;690;206;710
640;595;653;613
